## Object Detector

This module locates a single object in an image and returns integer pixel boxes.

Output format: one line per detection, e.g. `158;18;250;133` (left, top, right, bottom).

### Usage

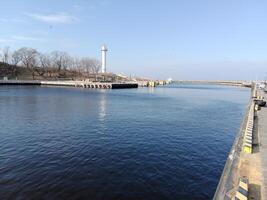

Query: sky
0;0;267;80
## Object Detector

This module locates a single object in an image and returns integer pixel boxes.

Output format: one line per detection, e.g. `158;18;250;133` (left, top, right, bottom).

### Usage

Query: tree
39;53;51;70
15;47;39;79
1;46;10;64
80;58;92;76
34;53;51;77
72;57;82;73
16;47;38;68
80;58;101;76
9;50;23;77
89;58;101;74
0;46;102;80
11;50;23;66
51;51;70;72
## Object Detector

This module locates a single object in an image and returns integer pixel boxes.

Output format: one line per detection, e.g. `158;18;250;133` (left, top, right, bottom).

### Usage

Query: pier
214;84;266;200
0;80;138;89
174;80;252;87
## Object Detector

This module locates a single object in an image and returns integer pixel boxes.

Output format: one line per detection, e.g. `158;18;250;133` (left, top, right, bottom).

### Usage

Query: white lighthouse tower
101;45;108;73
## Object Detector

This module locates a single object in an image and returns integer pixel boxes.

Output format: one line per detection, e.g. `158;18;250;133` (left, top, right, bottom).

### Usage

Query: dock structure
175;80;252;87
214;85;266;200
0;80;138;89
137;80;172;87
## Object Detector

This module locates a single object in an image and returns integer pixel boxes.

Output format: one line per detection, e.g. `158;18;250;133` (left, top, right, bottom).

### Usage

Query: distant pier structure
101;45;108;73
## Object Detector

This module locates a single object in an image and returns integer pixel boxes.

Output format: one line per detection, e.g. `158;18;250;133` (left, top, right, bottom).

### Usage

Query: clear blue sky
0;0;267;80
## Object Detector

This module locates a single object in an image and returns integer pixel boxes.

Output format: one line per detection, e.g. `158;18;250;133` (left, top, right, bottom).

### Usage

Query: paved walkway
258;90;267;200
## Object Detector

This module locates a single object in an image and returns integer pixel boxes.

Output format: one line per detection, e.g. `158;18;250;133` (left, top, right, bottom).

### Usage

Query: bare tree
39;54;56;78
0;46;102;80
67;56;76;71
34;53;51;77
50;51;70;72
62;54;72;71
15;47;38;68
70;56;84;79
2;46;10;64
9;50;23;77
89;58;101;74
15;47;39;79
80;58;92;76
79;58;100;75
11;50;22;66
0;48;2;62
39;53;51;70
73;57;82;73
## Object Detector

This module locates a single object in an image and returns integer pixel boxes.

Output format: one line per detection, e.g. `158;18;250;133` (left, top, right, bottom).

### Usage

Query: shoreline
0;79;252;89
174;80;252;88
213;88;253;199
214;84;266;200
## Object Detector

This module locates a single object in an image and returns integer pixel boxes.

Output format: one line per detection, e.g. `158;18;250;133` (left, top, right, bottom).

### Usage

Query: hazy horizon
0;0;267;80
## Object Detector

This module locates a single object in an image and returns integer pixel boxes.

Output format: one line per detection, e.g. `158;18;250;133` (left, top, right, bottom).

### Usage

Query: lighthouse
101;45;108;73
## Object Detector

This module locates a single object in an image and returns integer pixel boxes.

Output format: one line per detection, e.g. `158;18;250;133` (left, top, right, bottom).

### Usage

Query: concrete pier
175;80;252;87
213;95;254;200
214;85;267;200
0;80;138;89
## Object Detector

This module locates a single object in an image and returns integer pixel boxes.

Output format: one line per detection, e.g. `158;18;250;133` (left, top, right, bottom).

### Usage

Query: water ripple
0;85;249;200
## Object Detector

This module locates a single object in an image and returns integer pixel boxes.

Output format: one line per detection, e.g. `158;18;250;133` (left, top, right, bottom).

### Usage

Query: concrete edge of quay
174;80;252;88
213;87;254;200
213;83;267;200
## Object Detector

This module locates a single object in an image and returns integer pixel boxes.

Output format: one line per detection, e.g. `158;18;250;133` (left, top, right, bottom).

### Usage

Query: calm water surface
0;84;249;200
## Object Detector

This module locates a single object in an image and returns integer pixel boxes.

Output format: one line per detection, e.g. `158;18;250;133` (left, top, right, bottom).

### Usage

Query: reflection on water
98;90;107;123
0;85;249;200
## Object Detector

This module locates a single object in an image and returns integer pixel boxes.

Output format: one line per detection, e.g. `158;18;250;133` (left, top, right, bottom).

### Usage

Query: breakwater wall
174;80;252;88
0;80;138;89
